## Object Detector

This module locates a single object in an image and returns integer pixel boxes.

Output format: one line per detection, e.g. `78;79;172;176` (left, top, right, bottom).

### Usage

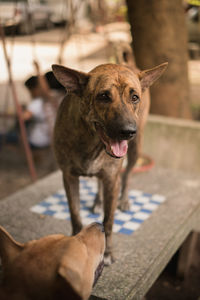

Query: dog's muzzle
95;122;137;159
119;125;137;140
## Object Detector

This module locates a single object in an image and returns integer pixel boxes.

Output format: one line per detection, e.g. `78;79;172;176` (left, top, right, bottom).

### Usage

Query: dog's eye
130;91;140;104
96;92;111;103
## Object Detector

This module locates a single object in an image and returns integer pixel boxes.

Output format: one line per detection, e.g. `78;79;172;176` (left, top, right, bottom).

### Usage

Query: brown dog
52;62;168;264
0;223;105;300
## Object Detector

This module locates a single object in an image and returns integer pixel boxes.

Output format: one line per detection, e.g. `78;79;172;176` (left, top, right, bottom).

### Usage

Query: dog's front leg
63;173;82;235
92;179;103;214
102;172;120;265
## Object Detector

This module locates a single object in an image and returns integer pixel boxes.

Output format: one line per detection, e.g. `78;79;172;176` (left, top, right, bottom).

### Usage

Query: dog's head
52;63;167;159
0;223;105;300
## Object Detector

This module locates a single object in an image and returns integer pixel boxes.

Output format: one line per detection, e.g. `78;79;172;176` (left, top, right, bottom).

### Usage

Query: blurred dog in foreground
0;223;105;300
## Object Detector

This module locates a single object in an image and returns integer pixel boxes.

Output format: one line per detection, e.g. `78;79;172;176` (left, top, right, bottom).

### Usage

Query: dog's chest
70;149;111;176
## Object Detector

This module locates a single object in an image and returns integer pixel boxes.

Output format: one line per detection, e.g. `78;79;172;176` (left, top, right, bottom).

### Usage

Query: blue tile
140;208;152;214
58;201;68;206
87;213;100;219
80;200;86;204
43;210;56;216
133;201;143;206
88;191;96;196
129;195;136;200
122;210;134;215
53;193;64;199
143;193;152;197
150;200;160;205
130;218;143;223
119;228;134;235
62;208;69;213
82;207;90;211
114;219;125;225
39;202;51;207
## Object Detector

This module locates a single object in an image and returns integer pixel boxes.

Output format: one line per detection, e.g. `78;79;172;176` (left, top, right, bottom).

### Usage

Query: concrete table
0;168;200;299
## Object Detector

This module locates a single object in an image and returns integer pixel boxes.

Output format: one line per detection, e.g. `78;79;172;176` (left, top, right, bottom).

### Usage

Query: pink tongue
110;140;128;157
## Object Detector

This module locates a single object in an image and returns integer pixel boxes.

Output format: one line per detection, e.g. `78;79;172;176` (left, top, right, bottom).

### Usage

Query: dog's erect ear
52;64;90;95
138;62;168;92
0;226;24;267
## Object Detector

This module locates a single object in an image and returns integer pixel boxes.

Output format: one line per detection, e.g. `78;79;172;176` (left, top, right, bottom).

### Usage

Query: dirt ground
0;144;57;199
147;244;200;300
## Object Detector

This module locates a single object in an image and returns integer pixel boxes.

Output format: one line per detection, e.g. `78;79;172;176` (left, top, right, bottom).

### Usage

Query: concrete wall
143;115;200;174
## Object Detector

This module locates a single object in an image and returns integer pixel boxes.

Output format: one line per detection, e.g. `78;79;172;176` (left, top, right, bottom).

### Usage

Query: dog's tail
0;226;24;267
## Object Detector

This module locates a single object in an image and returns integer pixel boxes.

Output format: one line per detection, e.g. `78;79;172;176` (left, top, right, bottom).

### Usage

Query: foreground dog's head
52;63;167;159
0;223;105;300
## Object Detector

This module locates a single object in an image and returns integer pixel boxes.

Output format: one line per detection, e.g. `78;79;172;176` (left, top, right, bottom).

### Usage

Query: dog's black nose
120;125;137;140
94;222;105;233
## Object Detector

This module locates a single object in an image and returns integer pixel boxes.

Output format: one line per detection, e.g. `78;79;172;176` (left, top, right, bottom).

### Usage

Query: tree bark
126;0;192;118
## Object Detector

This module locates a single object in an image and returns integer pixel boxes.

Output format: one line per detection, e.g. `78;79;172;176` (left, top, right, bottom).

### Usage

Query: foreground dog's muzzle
95;122;137;159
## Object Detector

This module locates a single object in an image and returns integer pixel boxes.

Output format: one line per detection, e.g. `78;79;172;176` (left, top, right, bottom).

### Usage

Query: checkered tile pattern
31;178;166;235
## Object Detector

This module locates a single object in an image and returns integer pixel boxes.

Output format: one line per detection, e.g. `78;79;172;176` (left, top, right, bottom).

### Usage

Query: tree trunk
126;0;192;119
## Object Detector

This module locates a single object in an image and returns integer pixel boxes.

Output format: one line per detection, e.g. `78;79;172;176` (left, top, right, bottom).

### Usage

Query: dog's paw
104;253;115;266
92;202;102;214
92;194;102;214
118;199;130;212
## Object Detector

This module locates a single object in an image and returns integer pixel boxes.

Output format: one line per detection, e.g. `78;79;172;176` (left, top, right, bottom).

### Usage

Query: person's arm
33;60;51;100
22;110;33;121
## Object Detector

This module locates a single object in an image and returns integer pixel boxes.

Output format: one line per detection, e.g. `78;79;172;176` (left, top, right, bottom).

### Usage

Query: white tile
151;194;166;203
130;205;141;212
80;189;90;195
49;204;65;212
30;206;47;214
82;195;95;201
129;190;142;197
143;203;158;211
54;212;69;220
134;212;149;220
115;213;132;221
80;210;91;218
86;182;97;189
56;189;65;196
135;196;150;204
123;222;141;230
45;197;60;204
113;224;121;233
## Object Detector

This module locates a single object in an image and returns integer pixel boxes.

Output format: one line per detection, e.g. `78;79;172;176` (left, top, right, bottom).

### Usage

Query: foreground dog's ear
0;226;24;266
58;255;88;300
58;243;94;300
58;262;83;298
139;62;168;92
52;64;90;95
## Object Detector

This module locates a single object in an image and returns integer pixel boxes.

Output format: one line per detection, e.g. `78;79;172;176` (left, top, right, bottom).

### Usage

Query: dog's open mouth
93;259;104;287
95;123;128;159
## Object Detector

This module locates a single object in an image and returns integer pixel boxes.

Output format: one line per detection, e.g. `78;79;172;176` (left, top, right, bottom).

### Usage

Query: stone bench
144;115;200;174
0;168;199;299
